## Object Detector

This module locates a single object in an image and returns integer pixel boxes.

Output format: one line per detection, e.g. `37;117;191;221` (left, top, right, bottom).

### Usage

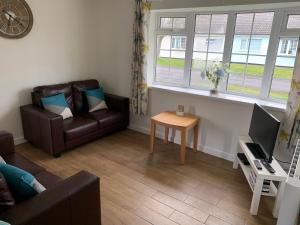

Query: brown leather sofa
0;131;101;225
20;79;129;157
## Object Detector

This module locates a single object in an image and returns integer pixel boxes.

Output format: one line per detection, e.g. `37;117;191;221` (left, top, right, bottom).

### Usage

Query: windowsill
149;84;287;112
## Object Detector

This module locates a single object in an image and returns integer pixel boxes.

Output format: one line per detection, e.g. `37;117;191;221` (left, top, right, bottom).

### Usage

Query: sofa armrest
0;171;101;225
20;105;64;156
104;93;129;113
0;131;15;156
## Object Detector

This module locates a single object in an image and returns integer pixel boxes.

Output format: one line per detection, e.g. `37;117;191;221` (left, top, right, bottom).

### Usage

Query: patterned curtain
276;38;300;157
131;0;151;116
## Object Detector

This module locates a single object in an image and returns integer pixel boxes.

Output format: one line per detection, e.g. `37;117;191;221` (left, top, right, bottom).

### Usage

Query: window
156;35;187;84
160;17;186;30
240;39;248;51
279;39;298;55
270;37;299;100
287;14;300;29
171;37;186;49
155;16;187;85
227;12;274;96
280;40;289;54
153;9;300;103
190;14;228;88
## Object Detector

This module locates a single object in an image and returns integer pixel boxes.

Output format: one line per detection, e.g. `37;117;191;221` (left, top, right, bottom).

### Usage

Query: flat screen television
248;104;281;163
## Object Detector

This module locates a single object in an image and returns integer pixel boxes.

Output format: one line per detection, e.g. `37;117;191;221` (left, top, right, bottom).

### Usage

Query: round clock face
0;0;33;39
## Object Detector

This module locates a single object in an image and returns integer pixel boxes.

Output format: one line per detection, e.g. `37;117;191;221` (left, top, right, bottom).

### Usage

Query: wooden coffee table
150;111;200;165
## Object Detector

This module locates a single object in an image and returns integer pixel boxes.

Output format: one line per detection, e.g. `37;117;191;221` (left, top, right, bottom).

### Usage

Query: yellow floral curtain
276;38;300;158
131;0;151;116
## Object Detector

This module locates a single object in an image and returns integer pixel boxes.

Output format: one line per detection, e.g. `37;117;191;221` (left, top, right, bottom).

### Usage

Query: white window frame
151;7;300;103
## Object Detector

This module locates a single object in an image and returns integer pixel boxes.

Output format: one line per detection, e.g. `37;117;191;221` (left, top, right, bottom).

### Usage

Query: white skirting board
129;124;235;162
14;137;26;145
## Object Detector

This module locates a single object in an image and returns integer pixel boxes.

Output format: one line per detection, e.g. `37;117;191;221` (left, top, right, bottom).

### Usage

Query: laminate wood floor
16;129;277;225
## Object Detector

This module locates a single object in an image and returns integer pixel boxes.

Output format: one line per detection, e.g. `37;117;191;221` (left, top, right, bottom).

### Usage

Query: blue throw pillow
0;164;46;202
84;88;108;112
41;93;73;120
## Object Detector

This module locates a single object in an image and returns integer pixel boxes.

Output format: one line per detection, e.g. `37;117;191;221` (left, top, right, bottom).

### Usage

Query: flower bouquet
201;61;228;94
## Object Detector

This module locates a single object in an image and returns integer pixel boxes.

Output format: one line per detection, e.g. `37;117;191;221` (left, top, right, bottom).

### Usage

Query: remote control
254;160;262;170
261;160;275;174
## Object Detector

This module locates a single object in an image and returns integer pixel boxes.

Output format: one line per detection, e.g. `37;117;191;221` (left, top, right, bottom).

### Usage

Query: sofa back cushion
70;79;100;114
0;164;46;203
32;83;74;112
0;172;15;208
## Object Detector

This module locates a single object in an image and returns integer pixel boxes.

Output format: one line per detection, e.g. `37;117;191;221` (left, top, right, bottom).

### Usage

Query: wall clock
0;0;33;39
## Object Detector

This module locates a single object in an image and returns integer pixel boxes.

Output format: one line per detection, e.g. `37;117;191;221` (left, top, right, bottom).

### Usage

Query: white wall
94;0;135;97
0;0;100;143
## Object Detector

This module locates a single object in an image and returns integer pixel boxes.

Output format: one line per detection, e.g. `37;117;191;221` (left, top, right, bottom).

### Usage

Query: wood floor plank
184;195;215;214
111;173;158;197
102;198;151;225
134;206;178;225
211;207;245;225
153;192;209;223
205;216;231;225
170;211;205;225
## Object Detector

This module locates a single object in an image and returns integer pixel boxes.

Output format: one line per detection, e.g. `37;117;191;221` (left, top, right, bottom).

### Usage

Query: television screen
249;104;280;163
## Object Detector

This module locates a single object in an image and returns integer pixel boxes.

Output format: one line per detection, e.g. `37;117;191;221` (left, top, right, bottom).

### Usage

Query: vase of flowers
201;61;228;94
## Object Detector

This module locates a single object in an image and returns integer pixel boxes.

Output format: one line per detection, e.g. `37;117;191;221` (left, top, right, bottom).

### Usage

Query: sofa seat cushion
63;117;98;141
34;171;62;189
82;109;124;128
2;154;45;176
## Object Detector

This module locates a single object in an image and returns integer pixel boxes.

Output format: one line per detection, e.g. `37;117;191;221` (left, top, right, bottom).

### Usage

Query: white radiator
277;139;300;225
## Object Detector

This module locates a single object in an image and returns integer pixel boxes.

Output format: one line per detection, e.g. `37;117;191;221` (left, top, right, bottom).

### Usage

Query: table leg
180;128;186;165
193;123;199;153
250;177;263;215
150;120;156;154
164;127;169;144
273;181;285;218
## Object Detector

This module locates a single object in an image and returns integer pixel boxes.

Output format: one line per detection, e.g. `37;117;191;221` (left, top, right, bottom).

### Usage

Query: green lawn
269;91;289;101
227;85;260;96
157;58;185;69
156;58;293;79
227;85;289;101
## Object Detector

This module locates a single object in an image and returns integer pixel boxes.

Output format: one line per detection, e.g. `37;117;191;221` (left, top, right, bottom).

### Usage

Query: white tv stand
233;136;287;218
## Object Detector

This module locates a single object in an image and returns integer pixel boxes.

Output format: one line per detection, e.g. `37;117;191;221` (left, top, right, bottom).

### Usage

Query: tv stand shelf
233;136;287;218
236;157;277;197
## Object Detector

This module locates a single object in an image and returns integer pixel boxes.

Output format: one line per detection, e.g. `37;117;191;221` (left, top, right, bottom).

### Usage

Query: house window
280;40;289;54
240;39;248;51
153;8;300;103
287;14;300;29
190;14;228;88
171;37;187;49
279;39;298;56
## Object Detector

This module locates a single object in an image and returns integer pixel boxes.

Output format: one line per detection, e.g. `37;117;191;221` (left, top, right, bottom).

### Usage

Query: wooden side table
150;111;200;165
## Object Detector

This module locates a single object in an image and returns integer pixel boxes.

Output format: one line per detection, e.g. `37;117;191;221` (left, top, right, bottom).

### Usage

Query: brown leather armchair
20;79;129;157
0;131;101;225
